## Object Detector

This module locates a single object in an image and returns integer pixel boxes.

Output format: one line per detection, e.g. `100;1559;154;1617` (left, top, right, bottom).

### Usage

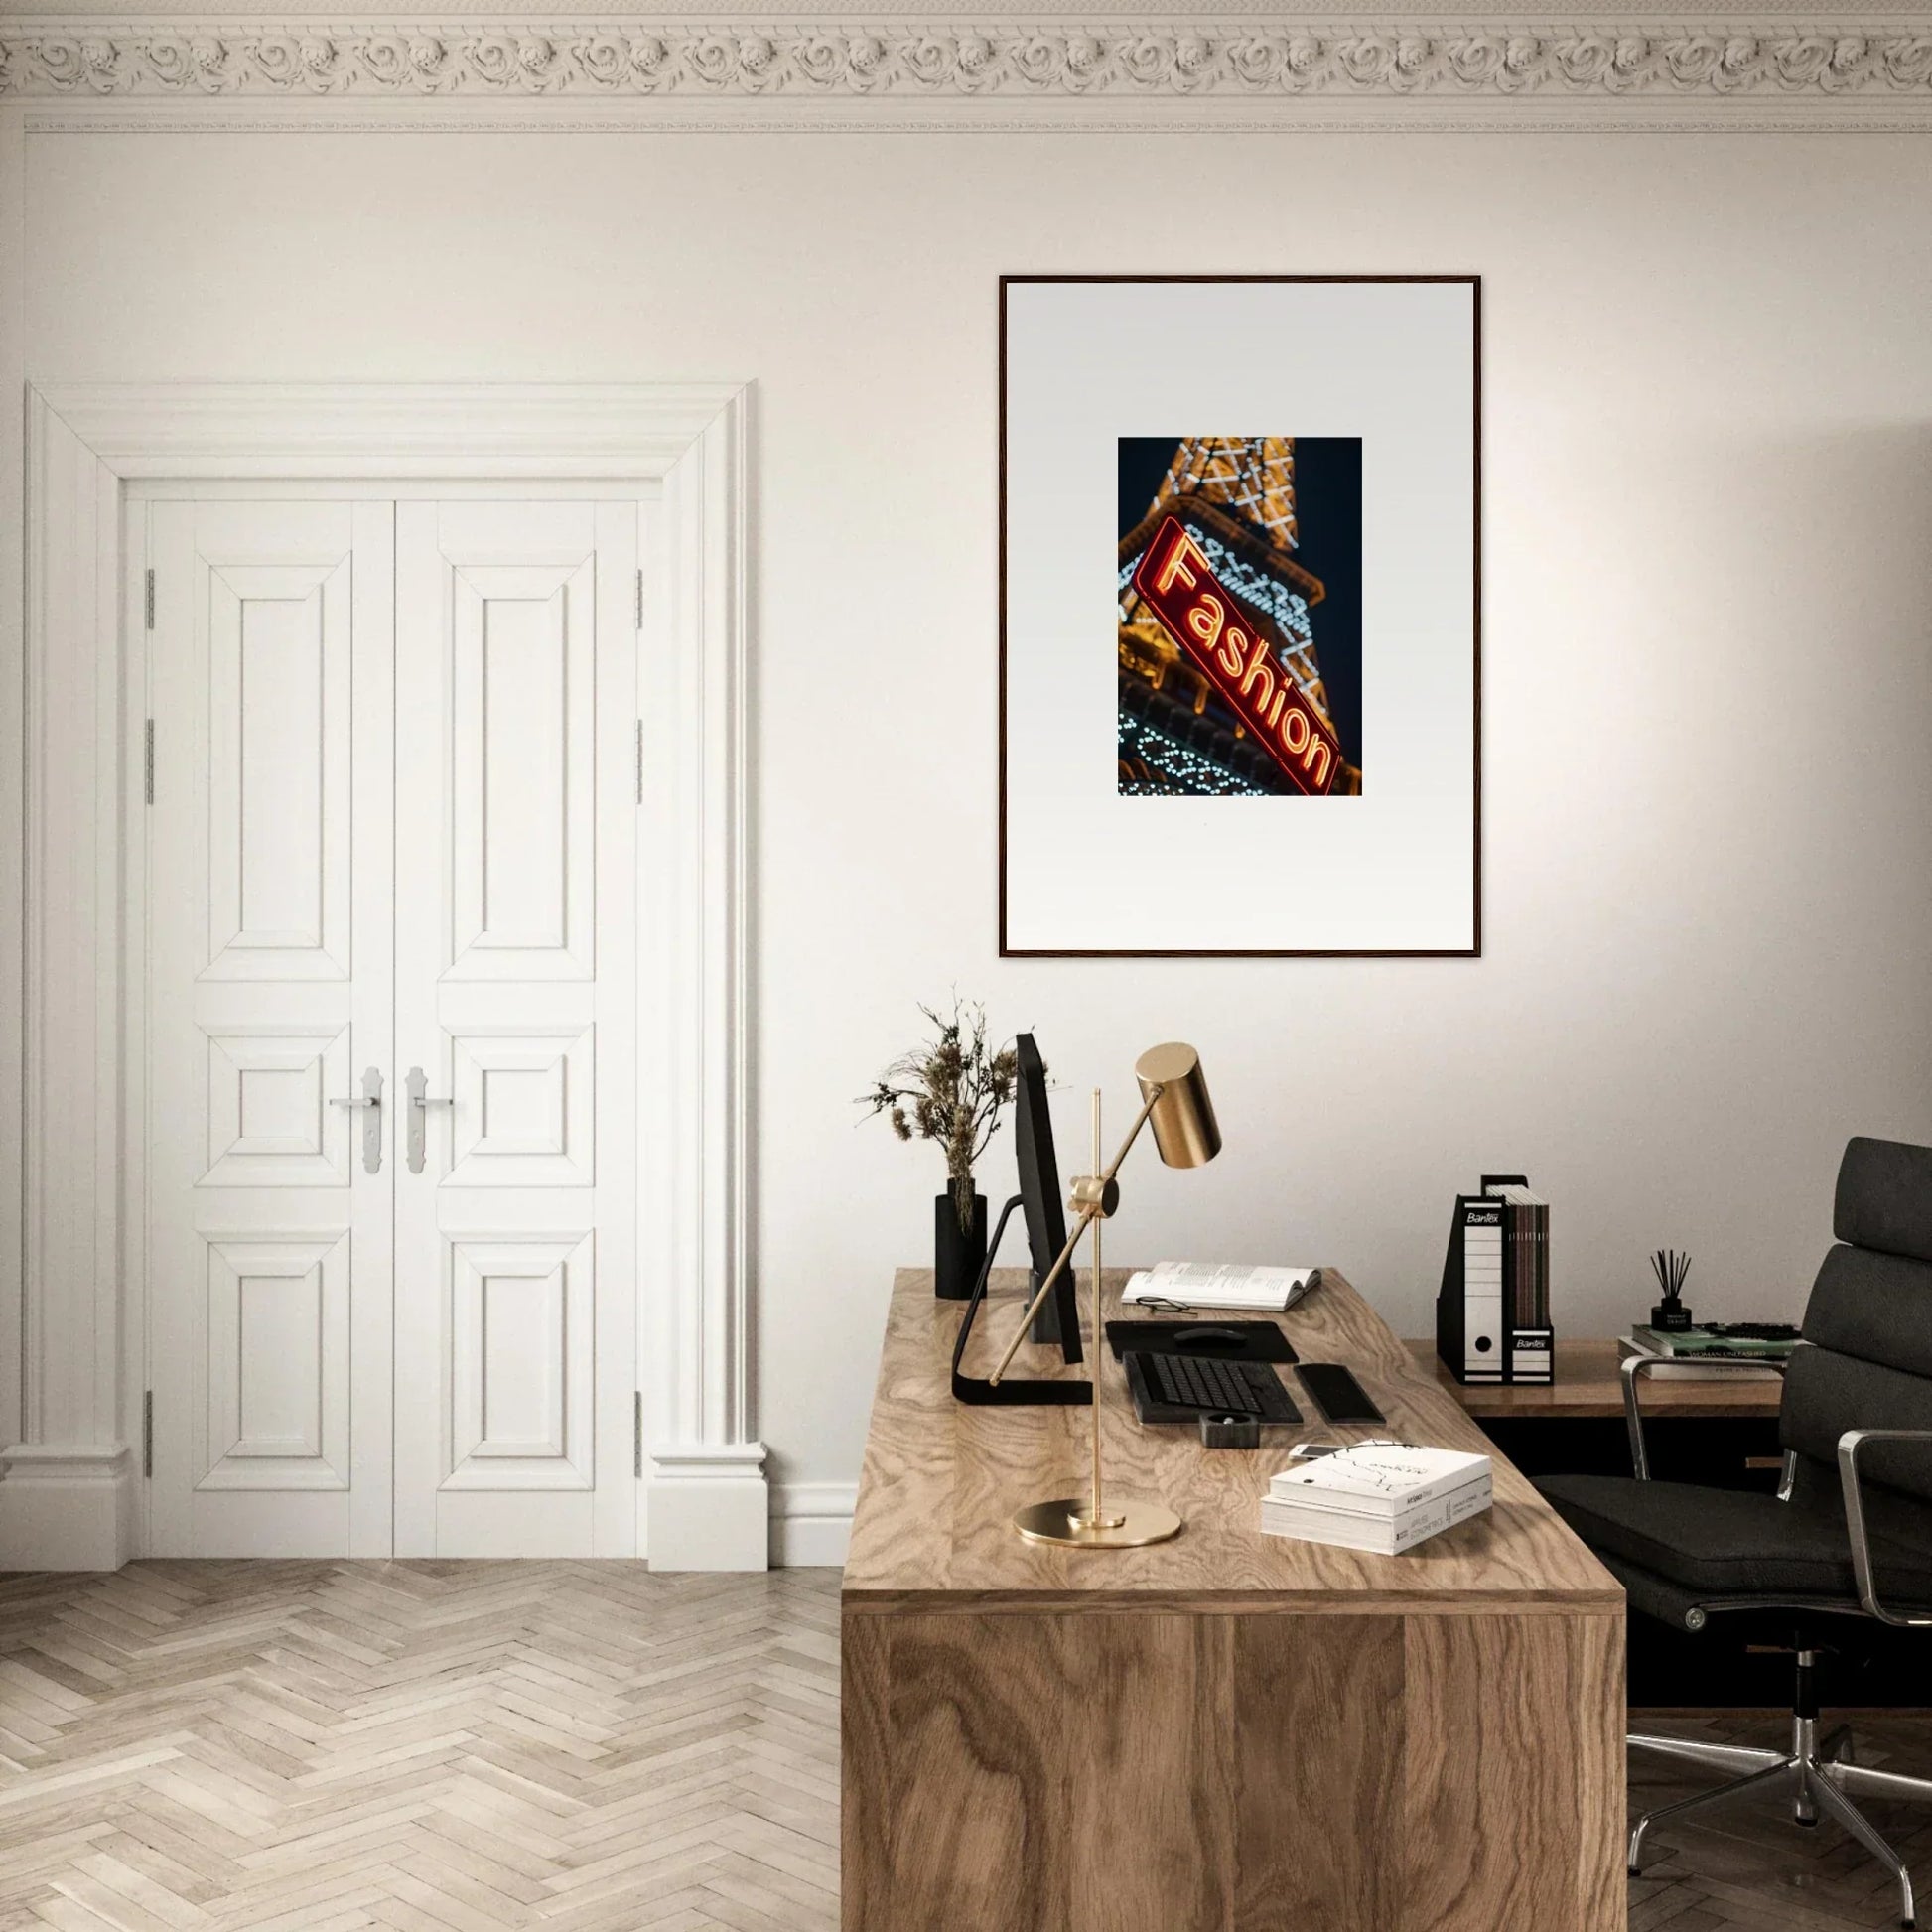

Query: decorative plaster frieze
3;19;1932;106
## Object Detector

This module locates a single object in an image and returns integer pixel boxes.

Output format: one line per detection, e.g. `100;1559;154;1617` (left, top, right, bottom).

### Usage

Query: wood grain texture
844;1611;1240;1932
887;1615;1067;1931
1233;1615;1404;1931
843;1269;1622;1612
842;1610;1623;1932
1409;1338;1784;1419
1064;1614;1234;1932
1402;1612;1627;1932
839;1610;891;1932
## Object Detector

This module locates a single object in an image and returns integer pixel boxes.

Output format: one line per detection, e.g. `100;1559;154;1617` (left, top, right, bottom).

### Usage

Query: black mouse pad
1104;1319;1297;1365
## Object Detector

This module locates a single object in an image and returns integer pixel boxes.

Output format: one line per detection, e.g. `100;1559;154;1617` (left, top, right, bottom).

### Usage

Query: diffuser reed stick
1649;1248;1693;1331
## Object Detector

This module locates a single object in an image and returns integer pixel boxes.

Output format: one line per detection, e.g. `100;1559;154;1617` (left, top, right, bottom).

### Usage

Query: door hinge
633;1392;643;1479
142;1391;154;1478
634;567;644;631
144;720;155;805
144;568;155;631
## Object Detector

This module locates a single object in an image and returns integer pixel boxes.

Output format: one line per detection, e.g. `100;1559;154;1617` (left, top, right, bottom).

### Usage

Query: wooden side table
1407;1336;1783;1420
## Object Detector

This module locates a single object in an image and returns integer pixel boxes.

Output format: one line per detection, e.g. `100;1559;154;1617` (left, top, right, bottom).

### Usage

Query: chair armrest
1621;1351;1788;1481
1837;1429;1932;1627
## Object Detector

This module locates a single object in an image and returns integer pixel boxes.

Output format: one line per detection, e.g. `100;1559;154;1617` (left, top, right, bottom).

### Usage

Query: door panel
147;501;394;1557
201;1025;353;1187
445;1025;596;1187
203;563;352;978
394;501;637;1557
202;1232;349;1489
446;1232;594;1486
450;562;596;979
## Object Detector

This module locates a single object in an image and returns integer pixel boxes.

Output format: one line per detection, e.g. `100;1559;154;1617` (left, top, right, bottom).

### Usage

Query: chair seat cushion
1537;1473;1932;1601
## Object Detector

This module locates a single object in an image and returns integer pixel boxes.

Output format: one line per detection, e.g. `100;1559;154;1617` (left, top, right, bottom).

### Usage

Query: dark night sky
1119;438;1362;769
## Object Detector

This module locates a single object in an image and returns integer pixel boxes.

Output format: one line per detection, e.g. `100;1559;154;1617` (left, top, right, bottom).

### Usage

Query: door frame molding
6;382;764;1571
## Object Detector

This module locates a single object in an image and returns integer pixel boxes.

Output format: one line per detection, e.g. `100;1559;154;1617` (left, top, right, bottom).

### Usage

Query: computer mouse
1173;1325;1248;1350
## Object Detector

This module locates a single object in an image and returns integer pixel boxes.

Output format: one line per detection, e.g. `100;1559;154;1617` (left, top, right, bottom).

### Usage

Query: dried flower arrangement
860;999;1021;1233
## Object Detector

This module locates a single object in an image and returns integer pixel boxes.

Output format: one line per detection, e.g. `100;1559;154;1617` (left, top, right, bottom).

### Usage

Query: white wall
18;127;1932;1534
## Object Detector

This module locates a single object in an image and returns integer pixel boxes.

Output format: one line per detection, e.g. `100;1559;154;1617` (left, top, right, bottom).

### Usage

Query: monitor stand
951;1195;1092;1407
1030;1272;1070;1346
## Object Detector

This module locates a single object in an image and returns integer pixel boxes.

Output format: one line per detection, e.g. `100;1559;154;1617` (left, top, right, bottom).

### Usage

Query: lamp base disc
1012;1496;1182;1548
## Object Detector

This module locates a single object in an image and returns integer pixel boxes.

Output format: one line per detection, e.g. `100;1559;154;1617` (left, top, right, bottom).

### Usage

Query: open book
1121;1261;1318;1312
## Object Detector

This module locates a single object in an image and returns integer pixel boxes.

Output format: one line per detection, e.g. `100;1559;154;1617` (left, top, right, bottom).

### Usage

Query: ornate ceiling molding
4;17;1932;120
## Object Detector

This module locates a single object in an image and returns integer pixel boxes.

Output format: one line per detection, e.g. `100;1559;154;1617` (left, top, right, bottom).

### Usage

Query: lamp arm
1097;1086;1164;1188
985;1204;1097;1388
986;1085;1165;1387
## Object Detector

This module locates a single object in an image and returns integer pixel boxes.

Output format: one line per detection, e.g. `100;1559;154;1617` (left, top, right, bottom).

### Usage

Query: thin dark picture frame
997;273;1482;959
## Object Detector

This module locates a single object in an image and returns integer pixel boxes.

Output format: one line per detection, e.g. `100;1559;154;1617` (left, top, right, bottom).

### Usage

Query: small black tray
1104;1318;1297;1365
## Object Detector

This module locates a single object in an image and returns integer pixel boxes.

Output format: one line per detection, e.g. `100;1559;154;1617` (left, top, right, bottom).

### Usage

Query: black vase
934;1187;989;1300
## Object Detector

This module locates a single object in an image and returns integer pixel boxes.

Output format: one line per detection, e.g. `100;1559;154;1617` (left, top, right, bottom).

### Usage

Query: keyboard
1125;1350;1302;1424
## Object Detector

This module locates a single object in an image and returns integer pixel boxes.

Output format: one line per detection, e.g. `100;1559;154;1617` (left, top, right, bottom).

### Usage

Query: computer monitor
948;1032;1089;1405
1014;1034;1083;1363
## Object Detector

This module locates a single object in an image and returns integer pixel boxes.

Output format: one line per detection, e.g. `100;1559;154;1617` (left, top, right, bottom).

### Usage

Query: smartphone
1296;1363;1385;1426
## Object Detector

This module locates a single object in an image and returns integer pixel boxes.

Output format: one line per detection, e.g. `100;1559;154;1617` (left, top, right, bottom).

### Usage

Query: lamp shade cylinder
1134;1042;1221;1169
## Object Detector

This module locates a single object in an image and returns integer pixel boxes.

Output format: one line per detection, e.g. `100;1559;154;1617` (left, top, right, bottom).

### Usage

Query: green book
1630;1324;1796;1360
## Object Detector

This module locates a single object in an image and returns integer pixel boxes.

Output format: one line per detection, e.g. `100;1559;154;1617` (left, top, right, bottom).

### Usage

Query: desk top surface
1408;1337;1785;1420
842;1268;1622;1615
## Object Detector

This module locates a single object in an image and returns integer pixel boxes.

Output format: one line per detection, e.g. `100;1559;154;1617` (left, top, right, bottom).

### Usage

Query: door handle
329;1066;384;1174
405;1065;454;1175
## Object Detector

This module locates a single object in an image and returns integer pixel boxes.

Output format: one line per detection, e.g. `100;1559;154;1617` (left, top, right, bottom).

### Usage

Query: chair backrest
1781;1138;1932;1547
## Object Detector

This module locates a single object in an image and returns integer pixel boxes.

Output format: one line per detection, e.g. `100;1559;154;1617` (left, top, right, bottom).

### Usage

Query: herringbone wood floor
0;1563;840;1931
0;1563;1925;1930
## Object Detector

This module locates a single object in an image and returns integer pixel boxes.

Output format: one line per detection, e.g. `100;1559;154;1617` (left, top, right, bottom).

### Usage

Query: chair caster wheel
1796;1816;1819;1828
1627;1868;1640;1878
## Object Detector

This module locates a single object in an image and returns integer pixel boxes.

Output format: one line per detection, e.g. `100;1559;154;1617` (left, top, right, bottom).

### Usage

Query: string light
1117;713;1275;797
1179;524;1312;644
1120;535;1312;654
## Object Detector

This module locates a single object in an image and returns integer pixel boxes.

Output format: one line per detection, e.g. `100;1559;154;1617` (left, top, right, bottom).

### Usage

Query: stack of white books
1121;1261;1317;1312
1260;1444;1493;1555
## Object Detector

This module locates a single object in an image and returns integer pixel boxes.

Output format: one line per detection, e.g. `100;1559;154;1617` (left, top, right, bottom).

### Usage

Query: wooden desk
843;1269;1625;1931
1407;1336;1784;1420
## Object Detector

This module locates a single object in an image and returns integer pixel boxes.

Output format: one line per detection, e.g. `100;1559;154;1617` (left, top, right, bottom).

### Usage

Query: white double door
145;494;640;1558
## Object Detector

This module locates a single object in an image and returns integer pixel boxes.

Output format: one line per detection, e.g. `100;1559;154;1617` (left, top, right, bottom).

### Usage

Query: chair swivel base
1629;1713;1930;1929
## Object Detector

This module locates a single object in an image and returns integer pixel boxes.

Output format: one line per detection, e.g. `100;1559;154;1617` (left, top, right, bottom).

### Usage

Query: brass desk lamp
987;1042;1221;1548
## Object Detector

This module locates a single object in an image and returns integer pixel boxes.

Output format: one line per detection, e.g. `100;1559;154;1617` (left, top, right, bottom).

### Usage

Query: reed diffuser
1649;1248;1694;1332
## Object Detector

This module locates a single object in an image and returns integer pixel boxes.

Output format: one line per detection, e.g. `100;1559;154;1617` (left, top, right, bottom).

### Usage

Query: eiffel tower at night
1118;435;1364;797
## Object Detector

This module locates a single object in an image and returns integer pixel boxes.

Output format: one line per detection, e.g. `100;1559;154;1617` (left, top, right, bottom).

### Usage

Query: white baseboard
0;1442;851;1573
645;1442;769;1571
0;1444;135;1571
770;1480;855;1568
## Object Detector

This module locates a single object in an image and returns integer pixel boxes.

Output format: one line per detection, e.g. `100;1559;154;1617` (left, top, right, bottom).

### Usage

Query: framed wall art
999;275;1480;957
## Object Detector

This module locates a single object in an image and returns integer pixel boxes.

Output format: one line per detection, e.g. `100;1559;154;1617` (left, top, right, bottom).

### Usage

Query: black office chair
1538;1136;1932;1929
